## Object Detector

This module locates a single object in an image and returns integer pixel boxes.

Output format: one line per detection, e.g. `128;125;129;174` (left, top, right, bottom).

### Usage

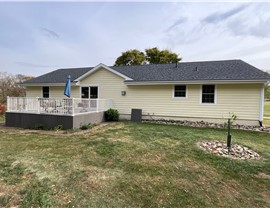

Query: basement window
42;86;49;98
201;85;215;104
174;85;186;98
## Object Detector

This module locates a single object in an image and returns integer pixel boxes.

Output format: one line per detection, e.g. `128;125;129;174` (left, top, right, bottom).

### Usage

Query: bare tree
0;72;32;103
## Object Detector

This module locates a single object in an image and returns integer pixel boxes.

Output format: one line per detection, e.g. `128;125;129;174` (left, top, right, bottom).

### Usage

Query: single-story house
6;59;270;129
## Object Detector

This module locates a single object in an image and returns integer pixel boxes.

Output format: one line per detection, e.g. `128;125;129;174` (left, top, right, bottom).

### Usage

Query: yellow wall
26;67;263;122
26;86;80;98
80;68;262;121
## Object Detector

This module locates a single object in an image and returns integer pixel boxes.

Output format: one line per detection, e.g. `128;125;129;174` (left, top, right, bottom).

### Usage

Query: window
202;85;215;104
42;86;49;98
81;86;98;99
81;87;89;98
174;85;186;98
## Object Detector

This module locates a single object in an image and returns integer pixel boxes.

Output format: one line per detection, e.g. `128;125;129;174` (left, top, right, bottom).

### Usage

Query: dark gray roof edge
23;59;270;84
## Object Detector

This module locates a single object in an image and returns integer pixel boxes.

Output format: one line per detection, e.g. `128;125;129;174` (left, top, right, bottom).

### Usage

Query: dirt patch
255;173;270;179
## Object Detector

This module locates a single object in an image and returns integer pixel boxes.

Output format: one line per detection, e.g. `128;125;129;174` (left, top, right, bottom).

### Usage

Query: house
6;59;270;129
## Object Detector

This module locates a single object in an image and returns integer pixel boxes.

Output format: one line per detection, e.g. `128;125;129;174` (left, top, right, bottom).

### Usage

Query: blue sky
0;1;270;76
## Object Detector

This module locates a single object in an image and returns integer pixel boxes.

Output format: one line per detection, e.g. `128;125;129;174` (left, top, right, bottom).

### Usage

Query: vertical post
25;97;27;111
227;118;232;152
96;99;99;112
37;97;40;114
72;98;75;116
259;84;264;123
7;96;9;112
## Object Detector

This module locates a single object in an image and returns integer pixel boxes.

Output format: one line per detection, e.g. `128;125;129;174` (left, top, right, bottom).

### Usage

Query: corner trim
259;84;265;121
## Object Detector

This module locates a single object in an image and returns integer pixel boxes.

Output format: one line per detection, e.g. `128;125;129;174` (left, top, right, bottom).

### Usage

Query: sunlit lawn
0;122;269;207
264;102;270;126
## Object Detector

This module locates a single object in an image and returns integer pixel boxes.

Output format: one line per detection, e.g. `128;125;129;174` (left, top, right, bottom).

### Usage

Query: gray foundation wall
5;111;105;130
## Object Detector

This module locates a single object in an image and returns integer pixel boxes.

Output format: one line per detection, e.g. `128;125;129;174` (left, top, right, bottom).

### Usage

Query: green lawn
0;122;269;208
264;102;270;126
0;115;4;122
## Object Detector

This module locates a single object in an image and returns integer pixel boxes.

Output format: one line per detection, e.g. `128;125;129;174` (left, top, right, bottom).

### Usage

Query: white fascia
74;63;132;82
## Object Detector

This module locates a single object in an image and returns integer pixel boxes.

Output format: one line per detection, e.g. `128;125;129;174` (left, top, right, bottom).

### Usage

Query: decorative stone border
198;141;261;160
142;119;270;133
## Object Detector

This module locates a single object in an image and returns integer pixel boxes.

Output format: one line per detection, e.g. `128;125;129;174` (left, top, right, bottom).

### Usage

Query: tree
145;47;182;64
114;49;146;66
114;47;181;66
0;72;32;103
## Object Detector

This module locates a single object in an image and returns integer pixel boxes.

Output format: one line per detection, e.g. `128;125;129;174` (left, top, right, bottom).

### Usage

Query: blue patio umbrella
64;75;71;97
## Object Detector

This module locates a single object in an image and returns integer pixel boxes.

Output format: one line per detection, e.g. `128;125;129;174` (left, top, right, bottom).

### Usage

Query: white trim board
259;84;265;121
75;63;133;82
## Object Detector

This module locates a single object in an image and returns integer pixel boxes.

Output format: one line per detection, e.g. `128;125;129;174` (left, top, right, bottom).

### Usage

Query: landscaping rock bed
143;119;270;133
198;141;261;160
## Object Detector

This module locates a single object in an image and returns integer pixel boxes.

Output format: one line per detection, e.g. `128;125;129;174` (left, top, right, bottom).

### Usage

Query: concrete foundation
5;111;105;130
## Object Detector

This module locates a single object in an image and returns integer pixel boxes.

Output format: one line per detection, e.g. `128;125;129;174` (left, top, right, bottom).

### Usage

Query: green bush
105;108;119;121
80;123;93;130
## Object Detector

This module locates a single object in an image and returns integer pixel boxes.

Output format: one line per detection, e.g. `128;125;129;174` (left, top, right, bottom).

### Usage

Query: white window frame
200;84;217;105
80;85;99;99
172;85;188;99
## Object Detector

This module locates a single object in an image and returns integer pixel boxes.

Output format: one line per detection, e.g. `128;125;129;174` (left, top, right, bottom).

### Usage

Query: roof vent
176;62;178;68
195;66;198;71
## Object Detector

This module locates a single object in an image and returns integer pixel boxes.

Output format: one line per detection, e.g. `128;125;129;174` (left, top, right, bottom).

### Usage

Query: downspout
259;84;265;126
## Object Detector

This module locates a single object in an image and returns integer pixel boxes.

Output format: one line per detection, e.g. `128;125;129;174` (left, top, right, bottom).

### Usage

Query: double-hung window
174;85;186;98
201;85;215;104
42;86;49;98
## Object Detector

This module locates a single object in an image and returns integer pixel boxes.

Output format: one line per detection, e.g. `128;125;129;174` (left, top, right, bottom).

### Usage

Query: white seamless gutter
124;80;269;85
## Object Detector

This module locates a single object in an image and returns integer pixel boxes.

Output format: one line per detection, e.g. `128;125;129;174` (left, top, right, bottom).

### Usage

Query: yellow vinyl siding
26;86;80;98
26;86;41;97
80;67;262;121
50;86;80;98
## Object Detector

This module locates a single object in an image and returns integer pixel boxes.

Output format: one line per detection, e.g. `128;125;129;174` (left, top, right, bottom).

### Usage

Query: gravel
142;119;270;133
198;141;261;160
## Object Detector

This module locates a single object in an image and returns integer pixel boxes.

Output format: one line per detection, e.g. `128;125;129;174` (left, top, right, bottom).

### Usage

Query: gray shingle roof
24;60;270;84
24;67;93;84
112;60;270;82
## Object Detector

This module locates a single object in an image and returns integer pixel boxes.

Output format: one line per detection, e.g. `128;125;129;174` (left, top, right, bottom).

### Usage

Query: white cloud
0;2;270;77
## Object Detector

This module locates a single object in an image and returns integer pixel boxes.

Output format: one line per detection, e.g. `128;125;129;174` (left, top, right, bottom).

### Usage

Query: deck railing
7;97;113;116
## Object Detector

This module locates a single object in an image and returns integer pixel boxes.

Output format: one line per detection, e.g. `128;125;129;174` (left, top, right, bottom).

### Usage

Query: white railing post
37;97;40;114
7;96;10;112
72;98;75;115
96;99;99;112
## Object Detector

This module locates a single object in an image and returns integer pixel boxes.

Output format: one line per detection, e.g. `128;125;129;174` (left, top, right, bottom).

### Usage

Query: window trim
200;84;217;105
172;85;188;99
42;86;50;98
80;85;99;99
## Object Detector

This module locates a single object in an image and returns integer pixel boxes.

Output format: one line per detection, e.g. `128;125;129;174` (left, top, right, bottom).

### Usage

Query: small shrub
80;123;93;130
34;124;48;130
224;112;237;128
53;125;63;131
105;108;119;121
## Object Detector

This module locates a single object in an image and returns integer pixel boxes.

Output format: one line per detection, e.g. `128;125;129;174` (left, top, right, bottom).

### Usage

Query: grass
0;115;5;122
264;101;270;126
0;122;269;207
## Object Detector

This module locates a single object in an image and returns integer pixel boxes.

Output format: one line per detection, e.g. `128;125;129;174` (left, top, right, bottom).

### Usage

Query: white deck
7;97;113;116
